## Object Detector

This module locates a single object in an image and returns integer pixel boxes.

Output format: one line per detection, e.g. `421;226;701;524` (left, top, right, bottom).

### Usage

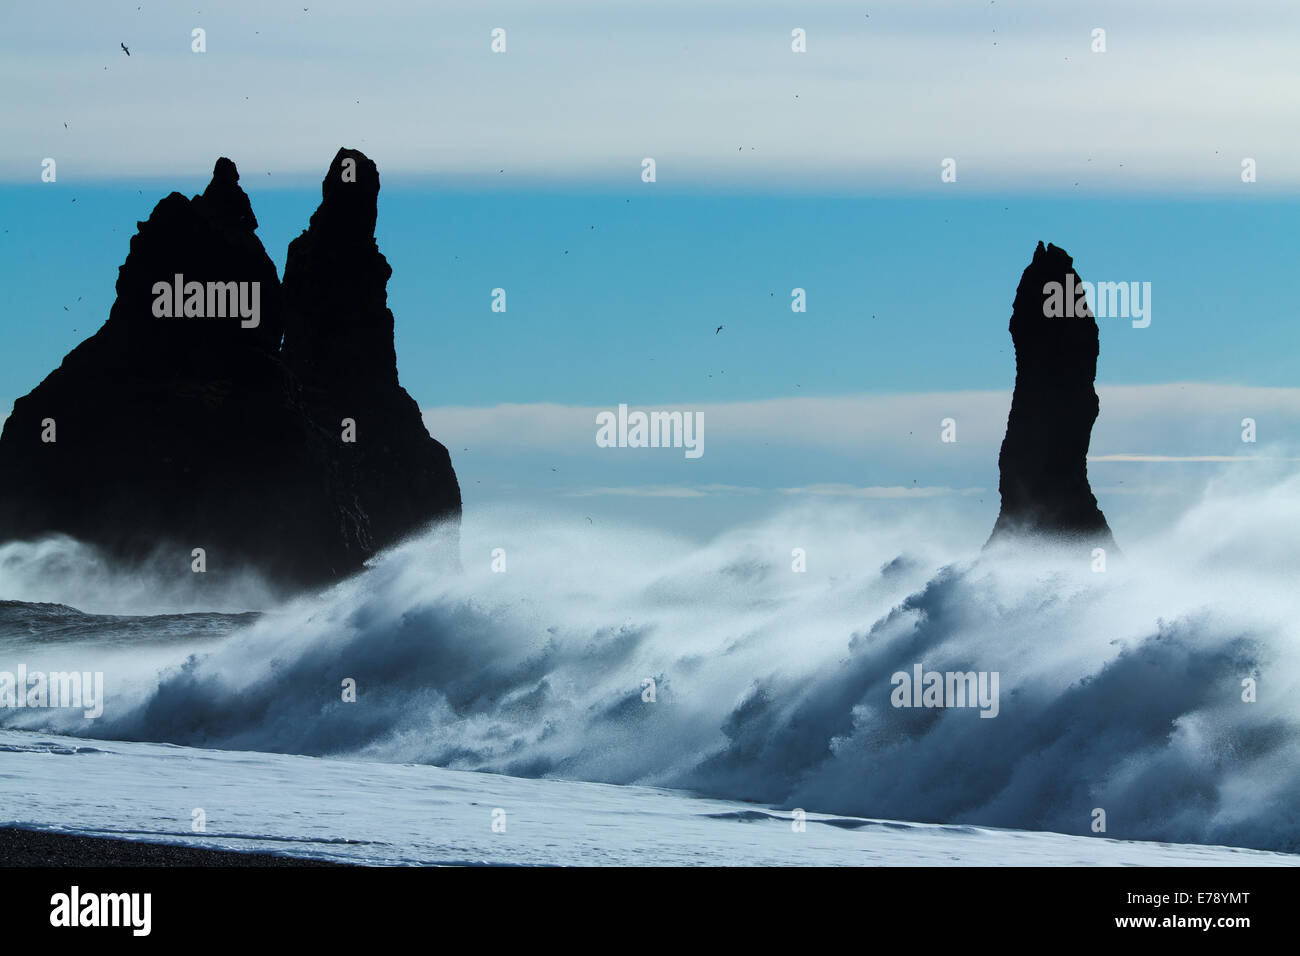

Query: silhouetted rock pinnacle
987;242;1115;548
0;152;461;592
282;148;461;563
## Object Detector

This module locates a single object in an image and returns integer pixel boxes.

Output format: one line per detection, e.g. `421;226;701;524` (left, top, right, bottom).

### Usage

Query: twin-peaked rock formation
0;171;1110;582
988;241;1114;548
0;149;460;591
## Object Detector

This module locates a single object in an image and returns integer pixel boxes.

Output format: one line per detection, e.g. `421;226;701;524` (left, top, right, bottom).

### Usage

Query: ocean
2;485;1299;864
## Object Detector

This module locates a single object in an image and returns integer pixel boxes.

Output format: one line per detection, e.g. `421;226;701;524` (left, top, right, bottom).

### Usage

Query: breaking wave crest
3;478;1300;853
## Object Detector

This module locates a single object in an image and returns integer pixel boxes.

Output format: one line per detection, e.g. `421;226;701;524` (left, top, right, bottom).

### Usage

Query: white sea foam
2;475;1299;852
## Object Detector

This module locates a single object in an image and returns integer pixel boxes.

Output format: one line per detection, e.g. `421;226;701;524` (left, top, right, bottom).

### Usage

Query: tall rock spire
281;147;461;560
987;242;1115;548
282;148;393;389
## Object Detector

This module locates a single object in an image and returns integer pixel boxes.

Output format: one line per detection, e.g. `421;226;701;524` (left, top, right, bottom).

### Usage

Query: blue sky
2;0;1297;542
1;184;1295;408
4;180;1295;542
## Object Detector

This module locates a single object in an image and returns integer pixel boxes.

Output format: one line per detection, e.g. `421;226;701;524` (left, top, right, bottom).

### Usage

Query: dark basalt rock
987;242;1115;548
282;147;461;565
0;151;460;592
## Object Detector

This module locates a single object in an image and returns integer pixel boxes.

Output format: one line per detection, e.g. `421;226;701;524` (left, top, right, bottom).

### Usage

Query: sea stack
987;242;1115;548
0;151;461;591
281;148;461;562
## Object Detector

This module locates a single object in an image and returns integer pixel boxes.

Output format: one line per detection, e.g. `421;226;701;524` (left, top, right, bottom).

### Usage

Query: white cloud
3;0;1297;191
777;484;985;499
560;482;981;499
1089;454;1300;462
426;384;1300;466
565;484;758;498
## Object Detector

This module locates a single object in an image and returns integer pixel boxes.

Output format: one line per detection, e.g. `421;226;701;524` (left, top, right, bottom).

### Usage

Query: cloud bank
3;0;1297;191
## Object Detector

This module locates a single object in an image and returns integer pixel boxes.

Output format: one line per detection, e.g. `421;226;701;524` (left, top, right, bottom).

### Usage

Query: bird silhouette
715;325;724;335
120;43;130;56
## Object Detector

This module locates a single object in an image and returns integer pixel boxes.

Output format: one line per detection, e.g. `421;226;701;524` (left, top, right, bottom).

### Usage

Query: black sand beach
0;827;354;867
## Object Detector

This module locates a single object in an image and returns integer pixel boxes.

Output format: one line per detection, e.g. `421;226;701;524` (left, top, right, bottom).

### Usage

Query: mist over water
0;535;280;616
2;474;1299;853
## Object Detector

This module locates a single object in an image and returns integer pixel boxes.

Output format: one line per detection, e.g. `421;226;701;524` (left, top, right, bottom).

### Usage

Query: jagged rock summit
0;150;461;591
282;147;461;563
987;241;1115;549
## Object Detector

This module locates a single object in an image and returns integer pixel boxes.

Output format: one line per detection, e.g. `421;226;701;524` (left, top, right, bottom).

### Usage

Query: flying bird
120;43;130;56
715;325;724;335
